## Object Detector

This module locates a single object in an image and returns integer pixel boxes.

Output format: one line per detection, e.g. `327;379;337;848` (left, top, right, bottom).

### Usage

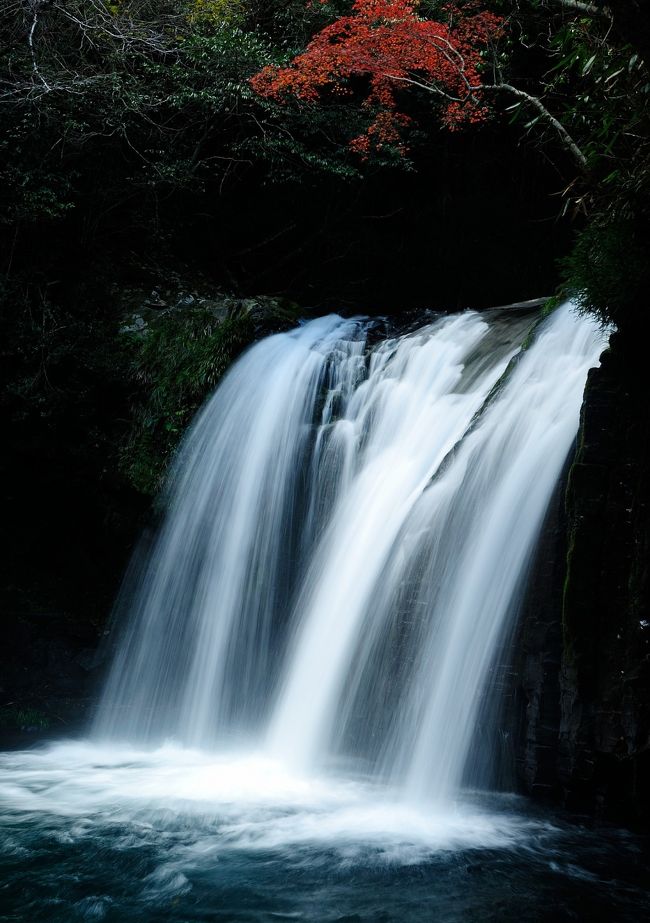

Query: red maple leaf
251;1;504;155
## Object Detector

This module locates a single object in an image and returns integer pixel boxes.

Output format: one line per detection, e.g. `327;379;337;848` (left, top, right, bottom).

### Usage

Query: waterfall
95;302;606;801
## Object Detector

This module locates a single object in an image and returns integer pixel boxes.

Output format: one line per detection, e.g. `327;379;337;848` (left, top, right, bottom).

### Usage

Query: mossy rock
117;287;300;495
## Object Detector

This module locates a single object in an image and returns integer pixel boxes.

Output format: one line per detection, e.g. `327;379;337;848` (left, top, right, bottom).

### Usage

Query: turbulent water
1;742;649;922
2;302;648;922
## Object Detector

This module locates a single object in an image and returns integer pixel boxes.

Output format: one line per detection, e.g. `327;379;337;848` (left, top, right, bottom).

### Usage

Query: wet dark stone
514;329;650;828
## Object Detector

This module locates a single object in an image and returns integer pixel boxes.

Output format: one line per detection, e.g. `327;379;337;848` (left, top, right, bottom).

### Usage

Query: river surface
0;743;648;922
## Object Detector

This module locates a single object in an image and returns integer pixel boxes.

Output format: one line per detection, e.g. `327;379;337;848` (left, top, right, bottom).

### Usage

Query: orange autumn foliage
251;1;504;154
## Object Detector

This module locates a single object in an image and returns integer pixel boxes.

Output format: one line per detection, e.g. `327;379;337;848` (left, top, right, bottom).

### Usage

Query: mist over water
1;740;648;921
3;303;647;922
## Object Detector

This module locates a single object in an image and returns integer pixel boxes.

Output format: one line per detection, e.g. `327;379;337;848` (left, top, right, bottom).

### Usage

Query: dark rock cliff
515;331;650;827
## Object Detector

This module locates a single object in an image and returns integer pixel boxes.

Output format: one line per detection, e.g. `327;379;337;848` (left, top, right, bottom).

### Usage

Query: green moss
0;707;51;731
540;295;562;319
119;298;299;494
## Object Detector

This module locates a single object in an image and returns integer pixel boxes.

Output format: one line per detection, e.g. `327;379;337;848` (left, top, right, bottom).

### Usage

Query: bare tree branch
480;83;588;169
27;2;51;91
549;0;608;16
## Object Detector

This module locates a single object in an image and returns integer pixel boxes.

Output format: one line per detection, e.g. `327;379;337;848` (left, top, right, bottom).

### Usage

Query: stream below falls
0;743;649;921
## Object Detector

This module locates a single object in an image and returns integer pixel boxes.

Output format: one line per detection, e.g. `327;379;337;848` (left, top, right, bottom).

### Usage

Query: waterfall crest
96;303;606;800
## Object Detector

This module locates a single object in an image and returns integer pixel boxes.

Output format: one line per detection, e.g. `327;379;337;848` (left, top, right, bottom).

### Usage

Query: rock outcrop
515;331;650;827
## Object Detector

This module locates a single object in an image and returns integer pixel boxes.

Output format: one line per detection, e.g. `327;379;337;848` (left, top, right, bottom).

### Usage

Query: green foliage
551;18;650;326
120;308;255;493
0;0;363;244
255;1;354;53
561;217;649;325
119;296;299;494
547;18;649;195
188;0;247;27
0;13;271;224
481;1;650;327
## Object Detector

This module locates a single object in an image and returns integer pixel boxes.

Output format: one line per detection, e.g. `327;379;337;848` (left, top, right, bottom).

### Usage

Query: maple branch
384;73;465;103
383;32;481;104
382;72;587;170
480;83;588;169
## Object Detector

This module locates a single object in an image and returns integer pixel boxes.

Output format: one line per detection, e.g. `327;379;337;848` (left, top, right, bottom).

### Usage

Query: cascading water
95;301;606;802
6;302;649;923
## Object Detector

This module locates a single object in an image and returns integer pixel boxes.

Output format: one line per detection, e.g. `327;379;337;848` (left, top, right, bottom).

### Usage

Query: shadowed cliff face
560;332;650;825
514;329;650;827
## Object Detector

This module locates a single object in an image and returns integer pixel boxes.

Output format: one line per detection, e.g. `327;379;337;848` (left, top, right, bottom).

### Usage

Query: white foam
0;742;543;863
